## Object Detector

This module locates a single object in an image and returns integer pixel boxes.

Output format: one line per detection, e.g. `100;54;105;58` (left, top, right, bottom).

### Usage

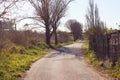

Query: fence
89;30;120;65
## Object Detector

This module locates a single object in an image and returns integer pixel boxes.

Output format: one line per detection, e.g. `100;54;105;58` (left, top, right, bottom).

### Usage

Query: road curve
23;41;107;80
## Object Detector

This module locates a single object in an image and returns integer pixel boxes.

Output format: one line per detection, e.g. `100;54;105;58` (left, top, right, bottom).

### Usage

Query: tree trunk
0;21;3;42
54;30;58;45
53;26;58;45
45;26;51;45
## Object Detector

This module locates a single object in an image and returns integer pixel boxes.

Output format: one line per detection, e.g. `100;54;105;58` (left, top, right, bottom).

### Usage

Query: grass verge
82;42;120;79
0;48;47;80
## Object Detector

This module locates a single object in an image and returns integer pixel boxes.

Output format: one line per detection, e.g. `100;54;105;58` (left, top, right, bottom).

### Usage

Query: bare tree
0;0;21;42
85;0;106;35
66;20;83;41
50;0;73;44
0;0;22;18
28;0;73;45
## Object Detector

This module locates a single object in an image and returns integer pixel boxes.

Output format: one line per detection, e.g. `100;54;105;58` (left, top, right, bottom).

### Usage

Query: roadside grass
0;48;47;80
82;42;89;50
0;41;75;80
82;42;120;79
105;60;120;79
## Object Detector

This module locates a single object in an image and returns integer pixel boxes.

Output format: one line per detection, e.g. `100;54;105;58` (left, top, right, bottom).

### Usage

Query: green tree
66;20;83;41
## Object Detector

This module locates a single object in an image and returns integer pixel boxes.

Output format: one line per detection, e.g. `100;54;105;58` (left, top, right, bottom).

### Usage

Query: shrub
57;31;73;43
0;30;45;47
0;40;18;53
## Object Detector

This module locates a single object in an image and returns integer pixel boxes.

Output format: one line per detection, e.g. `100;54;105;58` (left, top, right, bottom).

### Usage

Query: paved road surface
24;41;107;80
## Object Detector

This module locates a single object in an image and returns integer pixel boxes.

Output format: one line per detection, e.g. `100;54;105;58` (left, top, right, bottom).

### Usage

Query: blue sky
17;0;120;31
60;0;120;30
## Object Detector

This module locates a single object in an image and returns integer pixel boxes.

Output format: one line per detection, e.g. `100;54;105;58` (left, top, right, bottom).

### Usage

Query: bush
57;31;73;43
0;40;19;53
0;30;45;47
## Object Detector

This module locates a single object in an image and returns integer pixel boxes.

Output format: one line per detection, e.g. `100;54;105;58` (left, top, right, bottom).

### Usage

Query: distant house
0;20;14;31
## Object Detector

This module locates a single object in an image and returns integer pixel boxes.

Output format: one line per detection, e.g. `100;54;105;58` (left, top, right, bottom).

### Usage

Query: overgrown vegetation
0;30;74;80
0;43;48;80
82;42;120;79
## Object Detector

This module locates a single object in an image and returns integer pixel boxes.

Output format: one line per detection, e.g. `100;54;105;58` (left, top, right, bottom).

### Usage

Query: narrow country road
23;41;107;80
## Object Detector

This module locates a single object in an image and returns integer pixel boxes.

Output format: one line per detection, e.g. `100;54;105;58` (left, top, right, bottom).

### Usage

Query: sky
60;0;120;31
16;0;120;31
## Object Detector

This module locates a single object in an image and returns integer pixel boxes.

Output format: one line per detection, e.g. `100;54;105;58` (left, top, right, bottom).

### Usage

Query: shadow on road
45;40;86;60
45;46;83;59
